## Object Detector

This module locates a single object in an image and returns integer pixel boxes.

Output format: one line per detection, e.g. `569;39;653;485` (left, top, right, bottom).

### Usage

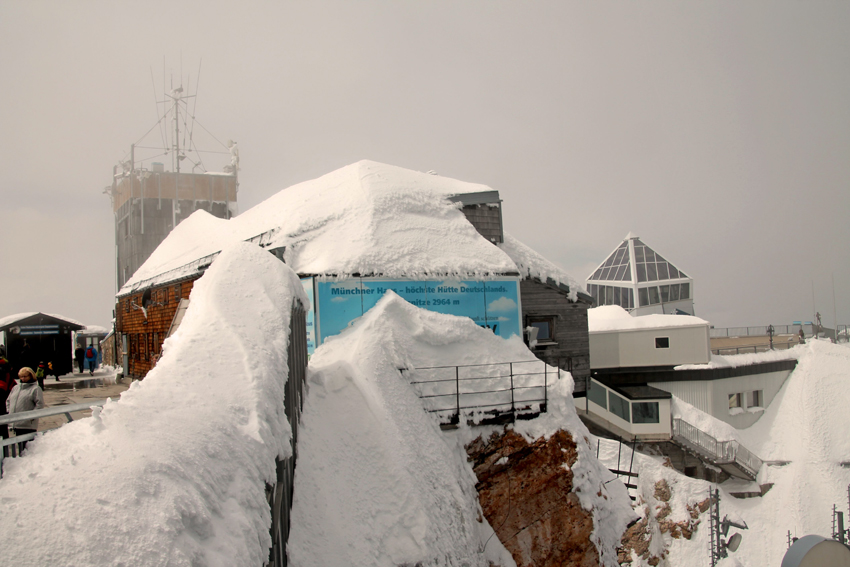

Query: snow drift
288;291;634;567
0;242;307;567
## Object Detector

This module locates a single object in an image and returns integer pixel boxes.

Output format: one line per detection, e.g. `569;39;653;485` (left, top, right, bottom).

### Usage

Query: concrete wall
653;368;792;429
590;324;710;369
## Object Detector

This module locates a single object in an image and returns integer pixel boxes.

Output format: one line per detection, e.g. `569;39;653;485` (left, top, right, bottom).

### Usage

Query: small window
660;285;670;303
639;288;649;307
636;264;647;283
609;391;631;422
670;284;680;301
680;282;690;299
588;381;608;410
528;317;555;341
655;337;670;349
729;393;742;410
632;402;660;424
648;287;660;305
747;390;763;408
647;263;658;281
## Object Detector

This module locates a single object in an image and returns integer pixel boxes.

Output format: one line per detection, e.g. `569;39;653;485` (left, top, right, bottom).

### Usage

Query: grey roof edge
0;312;86;332
447;190;501;206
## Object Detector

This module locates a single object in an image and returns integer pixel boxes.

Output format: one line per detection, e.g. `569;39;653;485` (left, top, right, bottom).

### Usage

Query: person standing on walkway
35;362;46;390
6;367;44;453
84;344;98;375
0;349;17;456
74;344;85;374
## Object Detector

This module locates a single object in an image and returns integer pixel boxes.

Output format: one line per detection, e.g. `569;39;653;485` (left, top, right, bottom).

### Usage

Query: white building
586;233;695;316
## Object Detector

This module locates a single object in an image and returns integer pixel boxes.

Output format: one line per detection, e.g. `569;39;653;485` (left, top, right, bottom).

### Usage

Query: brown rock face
466;429;600;567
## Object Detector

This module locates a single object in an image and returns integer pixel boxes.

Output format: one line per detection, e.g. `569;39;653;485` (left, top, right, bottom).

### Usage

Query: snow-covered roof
499;234;586;301
78;325;110;335
119;160;582;298
0;312;85;329
120;161;517;293
588;305;708;333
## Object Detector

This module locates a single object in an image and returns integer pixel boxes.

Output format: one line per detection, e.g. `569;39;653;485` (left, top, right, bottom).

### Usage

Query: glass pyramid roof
589;236;687;283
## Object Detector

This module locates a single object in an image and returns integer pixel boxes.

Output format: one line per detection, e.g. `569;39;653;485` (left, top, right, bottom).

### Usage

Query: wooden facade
520;278;592;393
116;277;197;379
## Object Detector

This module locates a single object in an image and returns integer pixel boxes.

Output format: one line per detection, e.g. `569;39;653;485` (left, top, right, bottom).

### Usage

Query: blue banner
316;278;521;345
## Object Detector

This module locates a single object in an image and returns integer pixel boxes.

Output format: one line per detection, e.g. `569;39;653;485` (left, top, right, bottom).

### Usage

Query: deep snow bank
599;340;850;567
0;242;307;567
288;292;634;567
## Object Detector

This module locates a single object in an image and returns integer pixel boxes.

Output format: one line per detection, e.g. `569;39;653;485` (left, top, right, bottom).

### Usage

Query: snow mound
0;242;307;567
289;291;634;567
674;346;800;370
588;305;708;333
122;160;519;293
288;291;521;567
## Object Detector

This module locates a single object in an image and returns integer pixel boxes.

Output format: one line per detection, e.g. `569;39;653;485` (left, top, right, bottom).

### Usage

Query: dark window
142;289;152;308
636;264;647;282
648;287;660;305
660;285;670;303
639;288;649;307
632;402;660;424
655;337;670;348
619;262;631;281
680;283;690;299
647;263;658;281
609;391;630;422
670;284;680;301
588;381;607;410
613;286;621;307
729;393;742;410
124;299;129;313
528;316;555;342
628;288;634;309
634;246;645;263
669;266;680;279
657;262;669;280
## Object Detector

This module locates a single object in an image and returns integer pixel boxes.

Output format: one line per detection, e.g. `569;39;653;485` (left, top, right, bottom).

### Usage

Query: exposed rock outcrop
617;479;710;565
466;429;600;567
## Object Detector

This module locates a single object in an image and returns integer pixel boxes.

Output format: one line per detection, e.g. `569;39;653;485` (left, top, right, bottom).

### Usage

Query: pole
455;366;460;425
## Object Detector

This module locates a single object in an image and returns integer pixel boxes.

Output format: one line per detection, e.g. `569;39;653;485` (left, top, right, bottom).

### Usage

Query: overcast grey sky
1;1;848;331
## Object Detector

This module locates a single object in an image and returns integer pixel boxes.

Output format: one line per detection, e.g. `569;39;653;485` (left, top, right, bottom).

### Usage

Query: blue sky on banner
314;278;521;345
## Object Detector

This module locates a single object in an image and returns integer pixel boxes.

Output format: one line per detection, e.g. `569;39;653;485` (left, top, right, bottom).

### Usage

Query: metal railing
404;360;562;425
711;342;797;355
1;399;112;476
672;418;762;478
712;324;849;342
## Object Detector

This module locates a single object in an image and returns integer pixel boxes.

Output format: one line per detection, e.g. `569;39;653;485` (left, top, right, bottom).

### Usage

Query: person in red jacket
0;347;18;457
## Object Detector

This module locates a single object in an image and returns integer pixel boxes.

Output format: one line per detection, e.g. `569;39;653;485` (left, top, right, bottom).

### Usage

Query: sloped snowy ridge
0;242;307;567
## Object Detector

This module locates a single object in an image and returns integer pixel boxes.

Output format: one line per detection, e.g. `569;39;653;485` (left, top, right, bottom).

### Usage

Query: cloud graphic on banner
331;296;348;303
488;296;517;313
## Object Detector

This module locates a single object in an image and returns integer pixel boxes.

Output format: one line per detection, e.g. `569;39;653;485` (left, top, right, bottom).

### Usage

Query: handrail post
455;366;460;425
510;362;515;419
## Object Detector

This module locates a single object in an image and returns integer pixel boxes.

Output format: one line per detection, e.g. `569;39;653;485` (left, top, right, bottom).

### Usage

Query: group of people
74;344;99;375
0;342;100;456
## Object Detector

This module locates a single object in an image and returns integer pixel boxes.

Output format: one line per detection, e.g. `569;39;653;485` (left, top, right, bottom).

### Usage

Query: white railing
672;418;762;478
